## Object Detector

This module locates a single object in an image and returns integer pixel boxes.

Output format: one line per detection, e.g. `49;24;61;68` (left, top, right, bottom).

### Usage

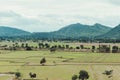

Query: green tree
50;46;56;52
72;74;78;80
79;70;89;80
21;43;24;48
15;72;22;80
40;57;46;66
80;45;84;49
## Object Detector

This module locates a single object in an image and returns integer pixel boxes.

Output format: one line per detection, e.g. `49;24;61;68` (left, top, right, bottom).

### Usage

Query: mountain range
96;24;120;40
0;23;119;40
53;23;111;38
0;26;31;37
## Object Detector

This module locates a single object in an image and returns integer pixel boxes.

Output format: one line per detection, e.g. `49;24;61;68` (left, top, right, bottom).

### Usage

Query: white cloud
0;0;119;32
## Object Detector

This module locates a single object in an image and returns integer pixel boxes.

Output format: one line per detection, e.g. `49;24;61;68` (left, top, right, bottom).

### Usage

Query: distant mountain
0;26;31;37
97;24;120;39
53;23;112;38
0;23;115;40
31;23;112;39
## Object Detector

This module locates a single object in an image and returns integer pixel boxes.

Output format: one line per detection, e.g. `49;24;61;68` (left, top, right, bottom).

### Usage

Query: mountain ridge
0;26;31;36
96;24;120;39
0;23;119;40
52;23;112;38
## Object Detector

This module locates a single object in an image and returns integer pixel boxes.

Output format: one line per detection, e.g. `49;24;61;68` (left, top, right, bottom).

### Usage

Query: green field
0;50;120;80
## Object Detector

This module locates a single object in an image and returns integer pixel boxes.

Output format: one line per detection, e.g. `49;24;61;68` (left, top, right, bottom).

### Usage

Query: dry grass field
0;50;119;80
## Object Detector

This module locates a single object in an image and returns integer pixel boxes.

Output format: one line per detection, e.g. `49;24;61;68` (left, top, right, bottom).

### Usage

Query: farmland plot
0;51;119;80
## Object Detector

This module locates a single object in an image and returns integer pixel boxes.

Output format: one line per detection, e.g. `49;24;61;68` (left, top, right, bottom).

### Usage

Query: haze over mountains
0;23;119;40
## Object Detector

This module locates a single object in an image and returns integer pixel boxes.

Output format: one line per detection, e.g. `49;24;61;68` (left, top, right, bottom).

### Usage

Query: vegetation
0;50;119;80
0;26;31;36
97;24;120;40
79;70;89;80
1;23;120;42
29;72;36;79
102;70;113;78
14;72;22;80
0;39;119;80
0;21;120;80
40;57;46;66
54;23;111;38
72;74;78;80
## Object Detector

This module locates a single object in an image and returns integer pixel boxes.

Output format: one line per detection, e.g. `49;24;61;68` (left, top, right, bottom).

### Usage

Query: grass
0;50;120;80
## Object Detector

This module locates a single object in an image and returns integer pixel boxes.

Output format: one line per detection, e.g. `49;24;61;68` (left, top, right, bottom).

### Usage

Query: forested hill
31;23;112;39
96;24;120;40
53;23;111;38
0;26;31;36
1;23;119;40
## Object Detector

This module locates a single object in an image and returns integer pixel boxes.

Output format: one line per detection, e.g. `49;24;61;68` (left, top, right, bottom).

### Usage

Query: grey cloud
0;11;37;26
0;11;21;17
99;0;120;5
107;0;120;5
0;7;119;32
0;11;59;32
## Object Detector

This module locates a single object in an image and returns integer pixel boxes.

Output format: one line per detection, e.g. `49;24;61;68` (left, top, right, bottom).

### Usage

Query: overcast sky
0;0;120;32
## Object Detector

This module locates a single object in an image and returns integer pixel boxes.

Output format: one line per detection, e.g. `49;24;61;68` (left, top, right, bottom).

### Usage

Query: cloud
0;11;19;17
0;11;40;32
104;0;120;5
0;11;63;32
0;0;119;32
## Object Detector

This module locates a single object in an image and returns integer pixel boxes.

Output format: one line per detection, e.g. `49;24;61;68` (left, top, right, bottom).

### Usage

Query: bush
79;70;89;80
76;46;80;49
26;46;32;51
15;72;21;78
72;74;78;80
40;57;46;65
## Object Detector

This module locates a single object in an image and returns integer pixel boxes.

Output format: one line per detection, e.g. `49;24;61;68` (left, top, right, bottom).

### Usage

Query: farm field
0;50;120;80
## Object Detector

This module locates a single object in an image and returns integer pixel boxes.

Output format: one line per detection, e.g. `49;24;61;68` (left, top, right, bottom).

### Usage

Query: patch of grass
0;51;119;80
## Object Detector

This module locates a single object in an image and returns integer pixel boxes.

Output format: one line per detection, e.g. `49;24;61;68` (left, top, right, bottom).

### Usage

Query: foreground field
0;50;120;80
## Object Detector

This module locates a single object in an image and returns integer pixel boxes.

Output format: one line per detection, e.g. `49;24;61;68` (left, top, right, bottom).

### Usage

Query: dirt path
0;74;14;80
26;62;120;66
56;62;120;65
56;63;120;66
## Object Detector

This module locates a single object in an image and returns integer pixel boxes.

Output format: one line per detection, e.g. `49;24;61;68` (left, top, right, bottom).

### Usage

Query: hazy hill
54;23;112;38
0;23;114;40
30;23;112;39
97;24;120;39
0;26;31;36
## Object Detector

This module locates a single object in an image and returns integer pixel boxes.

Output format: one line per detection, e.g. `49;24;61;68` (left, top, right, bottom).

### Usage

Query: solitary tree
29;72;36;79
79;70;89;80
15;72;21;80
102;70;113;78
40;57;46;66
72;74;78;80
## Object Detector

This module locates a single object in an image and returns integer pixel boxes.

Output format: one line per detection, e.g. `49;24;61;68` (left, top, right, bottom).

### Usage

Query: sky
0;0;120;32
